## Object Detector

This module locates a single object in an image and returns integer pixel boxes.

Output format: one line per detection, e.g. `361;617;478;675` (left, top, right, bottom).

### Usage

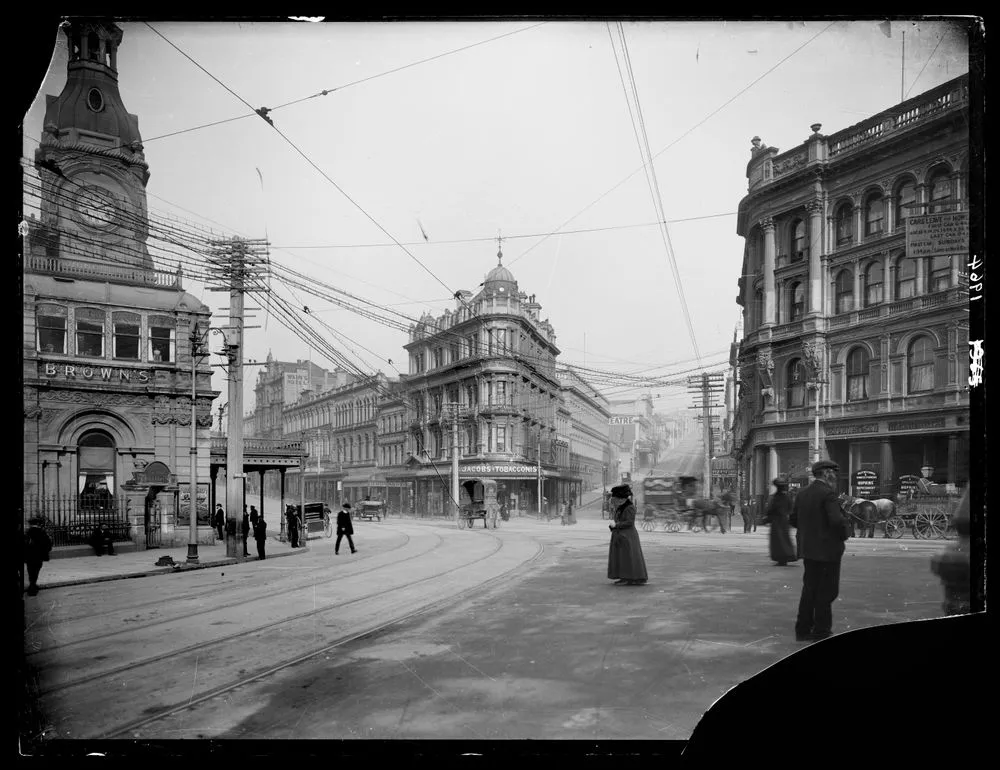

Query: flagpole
901;30;905;102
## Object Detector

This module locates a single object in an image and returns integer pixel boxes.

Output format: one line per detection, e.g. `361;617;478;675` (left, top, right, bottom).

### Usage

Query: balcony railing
825;287;963;331
25;254;183;289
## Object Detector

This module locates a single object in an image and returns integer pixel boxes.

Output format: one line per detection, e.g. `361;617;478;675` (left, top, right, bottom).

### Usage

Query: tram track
96;532;545;740
26;528;426;655
29;528;414;628
33;525;516;704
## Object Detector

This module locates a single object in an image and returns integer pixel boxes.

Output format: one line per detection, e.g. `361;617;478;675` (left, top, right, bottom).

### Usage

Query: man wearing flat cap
765;475;796;566
607;483;648;586
792;460;851;642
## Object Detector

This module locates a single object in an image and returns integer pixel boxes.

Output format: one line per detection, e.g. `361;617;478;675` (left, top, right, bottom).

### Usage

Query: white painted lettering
119;370;131;382
100;367;113;380
137;370;149;383
81;367;94;378
65;365;76;377
44;363;56;376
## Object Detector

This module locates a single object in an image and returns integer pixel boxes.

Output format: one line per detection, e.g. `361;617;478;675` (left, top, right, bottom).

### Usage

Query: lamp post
186;322;208;564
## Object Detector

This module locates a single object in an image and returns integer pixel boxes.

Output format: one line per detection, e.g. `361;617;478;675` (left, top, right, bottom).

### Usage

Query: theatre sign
905;212;969;259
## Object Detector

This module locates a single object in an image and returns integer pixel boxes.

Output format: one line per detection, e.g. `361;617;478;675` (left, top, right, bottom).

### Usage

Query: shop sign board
853;469;879;499
897;474;921;498
905;212;969;259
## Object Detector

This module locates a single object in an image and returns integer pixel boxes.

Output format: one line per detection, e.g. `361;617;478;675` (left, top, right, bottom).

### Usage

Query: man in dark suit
336;502;356;555
793;460;852;642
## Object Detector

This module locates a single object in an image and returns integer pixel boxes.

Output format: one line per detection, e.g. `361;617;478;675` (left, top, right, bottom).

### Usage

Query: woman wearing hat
765;476;797;566
607;484;648;586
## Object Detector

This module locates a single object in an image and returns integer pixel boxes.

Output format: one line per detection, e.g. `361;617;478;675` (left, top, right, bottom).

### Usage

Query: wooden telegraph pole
687;372;725;498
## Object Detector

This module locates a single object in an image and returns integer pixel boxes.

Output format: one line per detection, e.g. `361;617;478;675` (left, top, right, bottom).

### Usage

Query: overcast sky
21;18;971;417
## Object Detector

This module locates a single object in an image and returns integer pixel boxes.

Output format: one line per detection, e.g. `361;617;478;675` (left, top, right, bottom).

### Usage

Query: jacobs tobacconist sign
42;362;151;383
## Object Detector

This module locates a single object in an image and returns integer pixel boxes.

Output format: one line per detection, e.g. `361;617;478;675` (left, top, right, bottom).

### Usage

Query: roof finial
496;229;504;263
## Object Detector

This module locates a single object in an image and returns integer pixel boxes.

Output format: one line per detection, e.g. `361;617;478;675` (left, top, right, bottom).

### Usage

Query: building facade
556;366;614;495
245;353;349;439
400;252;580;516
23;21;218;548
732;74;970;504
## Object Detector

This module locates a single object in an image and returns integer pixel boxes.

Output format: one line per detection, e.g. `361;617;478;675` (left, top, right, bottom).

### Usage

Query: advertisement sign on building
853;469;879;499
897;474;920;499
905;212;969;259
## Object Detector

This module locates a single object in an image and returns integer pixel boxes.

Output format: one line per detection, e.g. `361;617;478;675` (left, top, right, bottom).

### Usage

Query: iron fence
25;494;135;548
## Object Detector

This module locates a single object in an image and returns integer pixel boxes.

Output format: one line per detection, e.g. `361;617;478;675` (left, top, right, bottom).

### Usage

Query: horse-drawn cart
884;494;958;540
355;499;385;523
458;478;500;529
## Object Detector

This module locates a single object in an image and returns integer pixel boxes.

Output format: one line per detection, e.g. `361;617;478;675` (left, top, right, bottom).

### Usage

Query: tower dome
481;239;518;297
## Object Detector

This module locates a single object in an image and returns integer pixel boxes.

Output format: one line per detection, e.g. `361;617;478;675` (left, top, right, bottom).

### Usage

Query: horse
687;497;730;533
839;494;897;538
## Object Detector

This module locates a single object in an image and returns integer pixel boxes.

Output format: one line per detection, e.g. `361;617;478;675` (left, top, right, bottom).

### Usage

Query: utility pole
537;431;543;518
209;236;268;559
687;372;725;499
449;403;460;525
186;322;207;563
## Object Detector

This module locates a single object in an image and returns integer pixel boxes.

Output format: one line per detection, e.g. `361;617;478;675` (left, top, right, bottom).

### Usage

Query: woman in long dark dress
607;484;648;585
765;477;797;566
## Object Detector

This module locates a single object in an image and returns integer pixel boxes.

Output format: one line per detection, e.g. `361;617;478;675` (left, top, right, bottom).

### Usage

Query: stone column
947;433;958;485
950;255;959;288
887;261;896;303
915;256;926;296
762;217;776;326
886;195;896;234
807;199;824;315
768;445;778;489
853;204;863;246
853;260;863;311
880;440;894;498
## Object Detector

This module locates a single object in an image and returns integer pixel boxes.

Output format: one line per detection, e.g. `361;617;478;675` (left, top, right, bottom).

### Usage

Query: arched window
789;282;805;322
835;202;853;246
908;336;934;393
864;262;884;306
835;269;854;314
929;255;951;292
753;289;764;327
895;178;917;225
864;191;885;237
37;304;67;354
846;347;870;402
76;307;106;358
928;168;954;213
791;219;806;262
896;256;917;299
78;430;116;510
786;359;807;409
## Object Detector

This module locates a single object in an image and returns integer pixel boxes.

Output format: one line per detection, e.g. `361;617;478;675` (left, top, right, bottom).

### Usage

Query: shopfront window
78;431;116;511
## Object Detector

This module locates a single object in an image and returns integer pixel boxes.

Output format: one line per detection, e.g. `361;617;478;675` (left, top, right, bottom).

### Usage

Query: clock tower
33;19;152;269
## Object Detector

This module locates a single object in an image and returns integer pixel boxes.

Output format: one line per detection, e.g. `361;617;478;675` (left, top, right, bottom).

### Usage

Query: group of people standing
213;503;269;559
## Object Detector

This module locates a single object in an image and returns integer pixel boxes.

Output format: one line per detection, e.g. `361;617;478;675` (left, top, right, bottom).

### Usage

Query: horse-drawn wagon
458;478;500;529
638;475;728;533
355;499;386;523
841;477;959;540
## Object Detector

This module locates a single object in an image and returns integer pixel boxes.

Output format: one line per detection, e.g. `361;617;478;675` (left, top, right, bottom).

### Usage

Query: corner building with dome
398;252;581;517
22;21;219;552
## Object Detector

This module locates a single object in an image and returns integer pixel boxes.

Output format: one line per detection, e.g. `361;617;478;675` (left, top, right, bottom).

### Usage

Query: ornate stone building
732;74;970;504
23;21;218;549
556;366;614;495
400;250;579;516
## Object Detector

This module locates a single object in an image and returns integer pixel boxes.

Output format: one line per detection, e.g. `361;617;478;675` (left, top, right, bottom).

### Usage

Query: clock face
76;186;119;230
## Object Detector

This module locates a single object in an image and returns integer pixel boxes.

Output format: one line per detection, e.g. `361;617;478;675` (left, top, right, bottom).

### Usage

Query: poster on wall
176;483;211;526
898;474;921;499
853;470;879;498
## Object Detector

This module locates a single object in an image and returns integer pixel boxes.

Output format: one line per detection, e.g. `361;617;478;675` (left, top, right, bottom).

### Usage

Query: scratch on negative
450;650;496;681
745;635;777;647
399;660;447;700
188;655;199;706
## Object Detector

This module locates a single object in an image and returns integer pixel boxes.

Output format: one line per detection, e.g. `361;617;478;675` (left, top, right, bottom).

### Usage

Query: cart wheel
324;520;333;538
667;522;681;533
641;518;654;532
884;516;906;539
703;518;718;533
915;510;949;539
690;524;703;533
457;516;465;529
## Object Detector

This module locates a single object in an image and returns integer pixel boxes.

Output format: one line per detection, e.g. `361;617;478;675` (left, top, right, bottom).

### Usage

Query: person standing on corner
23;517;52;597
214;504;225;541
253;515;267;560
765;476;797;566
241;507;251;557
249;505;259;531
286;505;300;549
336;502;356;555
566;497;576;525
607;483;648;586
793;460;852;642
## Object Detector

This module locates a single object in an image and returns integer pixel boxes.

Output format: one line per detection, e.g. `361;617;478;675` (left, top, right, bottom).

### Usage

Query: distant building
732;74;970;503
245;353;350;439
608;395;655;476
22;21;219;548
556;367;614;494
